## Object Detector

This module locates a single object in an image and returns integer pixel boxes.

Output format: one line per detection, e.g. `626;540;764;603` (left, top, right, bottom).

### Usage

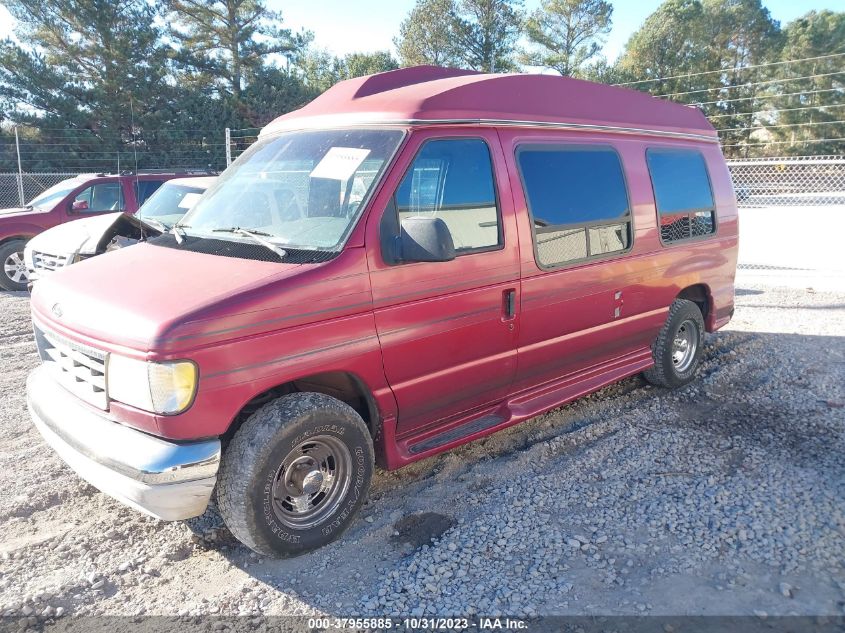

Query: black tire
643;299;705;389
217;392;374;558
0;239;28;291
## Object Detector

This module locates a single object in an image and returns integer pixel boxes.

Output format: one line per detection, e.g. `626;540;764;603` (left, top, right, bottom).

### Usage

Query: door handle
503;289;516;319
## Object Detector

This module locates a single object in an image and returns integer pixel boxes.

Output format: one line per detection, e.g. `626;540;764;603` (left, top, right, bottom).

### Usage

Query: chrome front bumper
27;365;220;521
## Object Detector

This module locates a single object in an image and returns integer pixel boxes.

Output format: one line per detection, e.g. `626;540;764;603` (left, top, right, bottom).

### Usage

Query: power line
654;71;845;99
720;137;845;148
716;120;845;133
614;52;845;87
693;87;843;107
706;104;845;119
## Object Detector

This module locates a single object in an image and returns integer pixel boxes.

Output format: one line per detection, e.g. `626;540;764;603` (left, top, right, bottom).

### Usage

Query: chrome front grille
34;324;108;409
31;251;72;274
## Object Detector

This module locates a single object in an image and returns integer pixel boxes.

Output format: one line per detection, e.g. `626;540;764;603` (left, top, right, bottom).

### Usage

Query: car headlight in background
107;355;197;415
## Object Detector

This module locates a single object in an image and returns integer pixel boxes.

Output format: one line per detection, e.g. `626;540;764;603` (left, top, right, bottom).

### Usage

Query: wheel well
0;235;32;247
677;284;711;322
222;371;381;445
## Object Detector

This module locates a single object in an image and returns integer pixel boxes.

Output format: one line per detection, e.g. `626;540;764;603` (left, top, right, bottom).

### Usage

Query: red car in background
0;170;213;291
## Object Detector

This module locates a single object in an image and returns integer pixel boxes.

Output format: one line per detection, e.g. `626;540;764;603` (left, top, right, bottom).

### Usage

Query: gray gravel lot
0;276;843;620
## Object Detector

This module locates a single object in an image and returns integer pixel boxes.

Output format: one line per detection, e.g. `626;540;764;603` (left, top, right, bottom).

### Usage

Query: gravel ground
0;274;843;621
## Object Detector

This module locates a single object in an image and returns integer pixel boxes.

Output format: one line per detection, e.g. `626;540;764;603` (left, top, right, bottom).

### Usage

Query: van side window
646;148;716;243
395;139;501;253
516;145;631;268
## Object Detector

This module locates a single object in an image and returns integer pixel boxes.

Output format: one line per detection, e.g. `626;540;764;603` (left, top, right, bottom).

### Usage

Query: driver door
366;129;521;438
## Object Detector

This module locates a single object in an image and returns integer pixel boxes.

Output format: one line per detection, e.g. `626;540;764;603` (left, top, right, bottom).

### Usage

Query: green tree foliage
166;0;311;99
452;0;524;72
298;50;399;94
617;0;782;156
764;10;845;155
239;66;315;126
522;0;612;77
0;0;319;171
699;0;782;153
343;52;400;78
395;0;462;67
616;0;710;98
0;0;189;170
297;50;343;94
0;0;167;133
581;57;632;84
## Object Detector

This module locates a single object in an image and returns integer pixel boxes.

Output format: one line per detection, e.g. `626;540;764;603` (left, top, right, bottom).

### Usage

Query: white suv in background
25;176;215;284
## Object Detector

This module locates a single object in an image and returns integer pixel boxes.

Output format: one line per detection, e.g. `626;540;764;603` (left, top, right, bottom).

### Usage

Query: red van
26;67;737;558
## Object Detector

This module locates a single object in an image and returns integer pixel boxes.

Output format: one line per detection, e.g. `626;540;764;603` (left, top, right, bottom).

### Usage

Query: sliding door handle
503;288;516;319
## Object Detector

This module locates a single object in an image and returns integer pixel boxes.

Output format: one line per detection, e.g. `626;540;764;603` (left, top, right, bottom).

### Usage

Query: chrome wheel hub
270;435;352;529
286;456;325;495
671;319;699;373
3;251;28;284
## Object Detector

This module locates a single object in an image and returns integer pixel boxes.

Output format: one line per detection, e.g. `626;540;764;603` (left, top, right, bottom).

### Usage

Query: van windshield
180;129;404;251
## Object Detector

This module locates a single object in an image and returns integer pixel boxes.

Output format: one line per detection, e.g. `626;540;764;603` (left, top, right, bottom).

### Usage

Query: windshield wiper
171;222;190;244
212;227;288;259
138;217;169;233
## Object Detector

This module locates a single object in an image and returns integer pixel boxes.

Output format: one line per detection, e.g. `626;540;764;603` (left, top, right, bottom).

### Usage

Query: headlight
107;355;197;415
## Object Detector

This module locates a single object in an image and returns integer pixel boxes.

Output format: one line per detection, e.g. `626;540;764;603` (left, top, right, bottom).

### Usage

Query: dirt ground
0;272;843;621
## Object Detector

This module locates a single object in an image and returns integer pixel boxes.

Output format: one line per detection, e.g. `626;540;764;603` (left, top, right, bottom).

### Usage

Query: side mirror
397;217;456;263
72;200;89;211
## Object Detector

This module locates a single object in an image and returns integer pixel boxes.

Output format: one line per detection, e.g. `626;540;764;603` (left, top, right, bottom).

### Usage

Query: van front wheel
217;393;374;558
643;299;705;389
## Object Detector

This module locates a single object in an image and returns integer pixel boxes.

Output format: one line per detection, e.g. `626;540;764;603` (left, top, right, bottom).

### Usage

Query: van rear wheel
643;299;705;388
216;392;374;558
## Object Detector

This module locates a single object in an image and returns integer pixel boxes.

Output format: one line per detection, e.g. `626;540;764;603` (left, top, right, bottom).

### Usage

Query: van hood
27;212;159;257
30;242;312;352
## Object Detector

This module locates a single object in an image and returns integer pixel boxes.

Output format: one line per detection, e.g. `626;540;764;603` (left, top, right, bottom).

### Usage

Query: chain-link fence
726;155;845;207
226;128;260;165
0;172;78;208
3;151;844;211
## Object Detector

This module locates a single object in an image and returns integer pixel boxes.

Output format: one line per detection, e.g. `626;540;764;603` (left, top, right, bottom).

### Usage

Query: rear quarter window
646;148;717;243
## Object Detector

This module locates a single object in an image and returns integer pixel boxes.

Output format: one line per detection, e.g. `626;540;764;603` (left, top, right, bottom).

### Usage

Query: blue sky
275;0;845;60
1;0;844;62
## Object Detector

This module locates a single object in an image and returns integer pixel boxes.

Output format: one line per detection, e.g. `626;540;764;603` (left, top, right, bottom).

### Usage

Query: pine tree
522;0;612;77
395;0;462;68
0;0;170;169
452;0;524;72
166;0;311;99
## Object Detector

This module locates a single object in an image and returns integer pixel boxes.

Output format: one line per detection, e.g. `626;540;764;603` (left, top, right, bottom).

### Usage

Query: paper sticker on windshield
310;147;371;181
177;192;203;210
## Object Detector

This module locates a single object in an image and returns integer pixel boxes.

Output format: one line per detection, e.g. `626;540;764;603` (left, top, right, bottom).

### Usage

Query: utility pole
14;126;25;206
225;127;232;167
